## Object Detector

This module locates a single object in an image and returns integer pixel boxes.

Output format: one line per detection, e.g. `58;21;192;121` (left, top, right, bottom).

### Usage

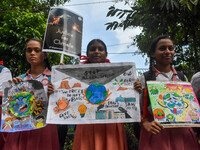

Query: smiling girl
139;35;199;150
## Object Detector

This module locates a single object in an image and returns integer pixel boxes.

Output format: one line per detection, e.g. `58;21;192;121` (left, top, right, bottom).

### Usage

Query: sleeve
191;72;200;101
0;67;12;93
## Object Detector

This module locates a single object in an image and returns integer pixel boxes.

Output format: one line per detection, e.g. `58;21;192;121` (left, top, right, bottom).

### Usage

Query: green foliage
0;0;71;77
179;0;199;10
64;134;74;150
106;0;200;76
0;10;46;76
124;123;139;150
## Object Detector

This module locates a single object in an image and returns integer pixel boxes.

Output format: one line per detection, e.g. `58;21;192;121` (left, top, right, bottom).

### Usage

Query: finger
151;128;160;135
13;77;24;84
12;78;18;84
17;77;24;82
151;122;163;131
154;121;164;129
8;80;12;83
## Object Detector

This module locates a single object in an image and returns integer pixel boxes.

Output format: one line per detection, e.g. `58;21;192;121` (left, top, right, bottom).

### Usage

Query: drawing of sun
83;83;112;105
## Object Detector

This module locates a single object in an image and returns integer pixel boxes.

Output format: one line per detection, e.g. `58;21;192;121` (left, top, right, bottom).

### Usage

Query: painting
147;81;200;127
1;80;48;132
46;62;140;124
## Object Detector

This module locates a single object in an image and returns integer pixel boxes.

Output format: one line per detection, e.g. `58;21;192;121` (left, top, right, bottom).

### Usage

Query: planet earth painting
8;92;36;117
85;83;108;104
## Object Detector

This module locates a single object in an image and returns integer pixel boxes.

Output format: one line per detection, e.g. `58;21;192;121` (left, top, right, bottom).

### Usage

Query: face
87;42;107;63
152;39;175;66
26;40;44;66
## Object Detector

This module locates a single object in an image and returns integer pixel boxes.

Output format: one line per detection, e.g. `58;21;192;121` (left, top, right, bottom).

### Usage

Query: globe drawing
8;92;36;117
86;83;108;104
163;92;185;114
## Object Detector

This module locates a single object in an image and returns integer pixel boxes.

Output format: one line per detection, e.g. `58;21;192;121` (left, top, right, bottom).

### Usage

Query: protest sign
147;81;200;127
43;7;83;57
1;80;48;132
47;62;140;124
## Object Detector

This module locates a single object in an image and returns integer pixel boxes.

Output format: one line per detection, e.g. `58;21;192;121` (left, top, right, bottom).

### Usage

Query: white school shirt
0;67;12;95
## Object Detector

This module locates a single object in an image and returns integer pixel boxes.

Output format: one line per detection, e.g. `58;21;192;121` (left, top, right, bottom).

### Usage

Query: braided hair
148;35;173;80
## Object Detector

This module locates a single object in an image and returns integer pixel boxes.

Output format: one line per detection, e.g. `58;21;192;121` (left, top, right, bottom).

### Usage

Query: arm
139;74;164;134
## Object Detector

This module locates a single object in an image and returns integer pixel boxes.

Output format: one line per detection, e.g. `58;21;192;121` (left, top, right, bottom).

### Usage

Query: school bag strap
176;71;186;81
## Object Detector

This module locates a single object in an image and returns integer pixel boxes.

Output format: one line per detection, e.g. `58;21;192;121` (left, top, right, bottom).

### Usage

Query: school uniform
2;68;59;150
139;66;199;150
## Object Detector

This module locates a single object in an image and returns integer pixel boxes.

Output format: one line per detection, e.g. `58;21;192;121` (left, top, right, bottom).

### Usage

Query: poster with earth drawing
147;81;200;127
1;80;48;132
46;62;140;124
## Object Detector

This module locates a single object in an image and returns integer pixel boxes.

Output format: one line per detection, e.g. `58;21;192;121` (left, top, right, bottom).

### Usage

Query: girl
48;39;142;150
72;39;128;150
3;38;59;150
139;35;199;150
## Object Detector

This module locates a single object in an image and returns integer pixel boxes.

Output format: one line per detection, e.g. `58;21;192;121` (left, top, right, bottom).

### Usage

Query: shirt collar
153;66;177;77
26;68;51;76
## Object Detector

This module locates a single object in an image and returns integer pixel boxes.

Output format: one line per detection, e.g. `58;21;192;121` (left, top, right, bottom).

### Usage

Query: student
191;72;200;102
0;61;12;149
191;72;200;143
48;39;142;150
3;38;59;150
138;35;199;150
72;39;128;150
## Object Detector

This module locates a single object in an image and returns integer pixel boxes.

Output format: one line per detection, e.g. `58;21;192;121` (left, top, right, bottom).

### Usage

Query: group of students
0;35;200;150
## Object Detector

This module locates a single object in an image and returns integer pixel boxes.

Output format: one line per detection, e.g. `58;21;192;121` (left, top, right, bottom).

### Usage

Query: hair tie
79;55;88;61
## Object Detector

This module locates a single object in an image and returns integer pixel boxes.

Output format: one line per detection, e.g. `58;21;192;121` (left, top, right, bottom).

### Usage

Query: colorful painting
147;81;200;127
43;7;83;57
1;80;48;132
46;62;140;124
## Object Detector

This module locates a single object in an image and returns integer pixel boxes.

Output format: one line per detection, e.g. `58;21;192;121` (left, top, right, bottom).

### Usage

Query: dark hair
86;39;107;56
26;38;51;70
148;35;174;80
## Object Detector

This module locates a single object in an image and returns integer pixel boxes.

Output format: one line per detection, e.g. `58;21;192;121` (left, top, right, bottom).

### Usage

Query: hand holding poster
43;7;83;57
147;81;200;127
1;81;48;132
46;62;141;124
